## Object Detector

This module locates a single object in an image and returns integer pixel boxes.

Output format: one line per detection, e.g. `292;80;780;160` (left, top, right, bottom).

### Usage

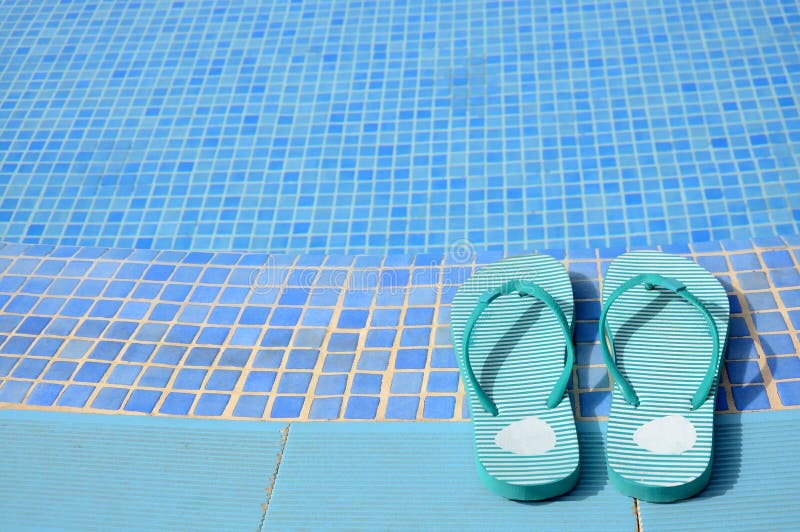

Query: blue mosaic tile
0;380;31;403
194;393;230;417
26;383;63;407
309;397;343;420
57;384;94;408
91;387;129;411
423;396;456;419
124;390;162;414
731;386;771;411
343;396;380;420
385;396;420;420
159;392;195;416
776;381;800;407
270;396;305;418
232;395;268;418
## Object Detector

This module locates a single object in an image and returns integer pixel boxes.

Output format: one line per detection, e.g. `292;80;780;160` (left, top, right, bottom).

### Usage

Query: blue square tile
270;307;302;326
731;385;770;410
16;316;51;335
0;380;31;402
309;397;343;419
239;306;271;325
26;382;63;406
400;328;430;347
286;349;319;369
57;384;94;407
150;303;180;321
88;340;125;362
371;309;401;327
322;355;355;373
293;328;326;348
430;347;457;368
197;326;230;345
427;371;459;392
194;393;230;416
770;268;800;288
315;374;347;395
103;321;138;340
343;396;379;419
214;347;250;367
74;361;110;383
357;350;390;371
121;342;156;363
164;324;200;344
776;381;800;406
338;309;369;329
134;323;167;342
91;387;129;410
205;369;241;391
173;368;207;390
391;372;423;393
385;396;419;419
270;396;305;418
729;253;761;271
767;356;800;380
106;364;142;386
261;329;293;347
351;373;382;394
243;371;277;392
12;358;48;379
302;308;333;327
74;319;110;338
752;312;787;332
43;361;78;381
0;355;19;377
124;389;162;413
760;334;795;355
233;395;268;418
762;250;794;268
365;329;396;348
253;349;284;369
229;327;262;346
395;349;427;369
725;361;763;384
138;366;174;388
159;392;195;415
278;372;312;393
327;333;359;352
579;391;611;417
423;396;455;419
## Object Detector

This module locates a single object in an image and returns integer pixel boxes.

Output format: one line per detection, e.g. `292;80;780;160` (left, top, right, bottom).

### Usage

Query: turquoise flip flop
450;253;579;500
599;250;730;502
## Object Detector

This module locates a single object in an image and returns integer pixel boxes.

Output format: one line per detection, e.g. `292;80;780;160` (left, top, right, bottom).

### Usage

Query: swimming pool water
1;0;799;254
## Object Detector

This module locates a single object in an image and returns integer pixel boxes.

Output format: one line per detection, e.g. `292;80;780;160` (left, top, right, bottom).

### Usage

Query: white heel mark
494;417;556;455
633;414;697;454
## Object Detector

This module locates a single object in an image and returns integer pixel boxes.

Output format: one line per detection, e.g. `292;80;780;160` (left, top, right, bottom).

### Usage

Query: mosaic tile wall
0;237;798;421
1;0;799;254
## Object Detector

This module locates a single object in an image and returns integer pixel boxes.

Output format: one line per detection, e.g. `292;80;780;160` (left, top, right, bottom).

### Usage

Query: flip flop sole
602;250;730;502
451;253;579;500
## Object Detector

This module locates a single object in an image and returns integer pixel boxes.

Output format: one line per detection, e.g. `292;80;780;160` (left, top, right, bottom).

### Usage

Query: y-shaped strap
461;279;575;416
599;273;720;410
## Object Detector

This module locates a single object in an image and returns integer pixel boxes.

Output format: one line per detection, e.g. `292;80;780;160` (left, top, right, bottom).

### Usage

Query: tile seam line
261;421;291;530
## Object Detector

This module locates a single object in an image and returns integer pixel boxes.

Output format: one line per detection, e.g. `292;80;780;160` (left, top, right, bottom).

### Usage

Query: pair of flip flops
450;250;729;503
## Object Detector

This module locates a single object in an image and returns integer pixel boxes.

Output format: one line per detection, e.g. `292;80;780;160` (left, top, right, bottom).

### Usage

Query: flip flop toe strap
599;273;721;410
461;279;574;416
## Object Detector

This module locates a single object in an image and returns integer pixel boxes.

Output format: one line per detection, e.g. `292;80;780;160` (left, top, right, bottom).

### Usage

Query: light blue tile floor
638;410;800;530
0;410;285;531
265;421;636;530
1;410;799;530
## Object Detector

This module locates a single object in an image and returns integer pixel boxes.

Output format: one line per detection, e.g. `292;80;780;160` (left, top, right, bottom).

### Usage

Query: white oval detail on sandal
494;416;557;455
633;414;697;454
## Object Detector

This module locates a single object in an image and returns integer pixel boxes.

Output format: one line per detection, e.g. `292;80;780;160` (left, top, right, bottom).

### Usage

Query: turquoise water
1;0;798;254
